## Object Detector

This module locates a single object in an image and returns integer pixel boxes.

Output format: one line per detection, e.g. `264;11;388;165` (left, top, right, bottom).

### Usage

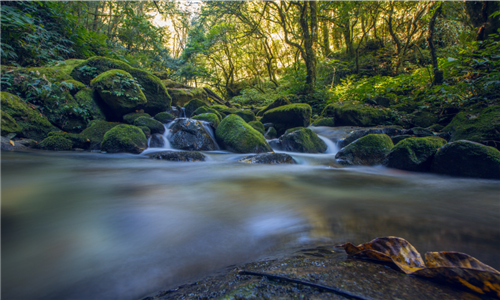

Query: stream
2;125;500;300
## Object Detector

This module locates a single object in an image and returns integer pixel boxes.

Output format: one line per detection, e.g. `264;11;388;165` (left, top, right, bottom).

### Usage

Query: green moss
61;80;86;95
123;112;151;124
234;110;256;123
1;110;22;136
192;106;223;121
256;97;291;116
335;134;394;165
384;136;447;172
101;124;147;154
280;127;327;153
261;103;312;135
74;88;106;121
80;120;120;149
0;92;57;140
39;136;73;151
47;131;90;149
154;112;175;123
215;114;272;153
443;104;500;143
51;59;86;75
391;135;412;144
411;111;439;128
248;121;265;135
192;113;220;128
133;116;165;134
312;118;335;127
91;69;147;118
427;124;444;132
26;66;73;82
321;103;392;126
168;88;208;107
265;127;277;139
138;126;151;138
184;99;207;117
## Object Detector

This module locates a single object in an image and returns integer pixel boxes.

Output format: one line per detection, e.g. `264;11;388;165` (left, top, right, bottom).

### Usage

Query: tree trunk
299;1;317;94
427;3;443;85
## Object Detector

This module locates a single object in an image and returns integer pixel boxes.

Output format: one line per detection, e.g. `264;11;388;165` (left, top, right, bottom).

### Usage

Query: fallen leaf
9;140;15;146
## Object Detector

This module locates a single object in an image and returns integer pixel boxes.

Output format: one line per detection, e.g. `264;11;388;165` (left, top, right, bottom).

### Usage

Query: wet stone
149;134;164;148
147;150;205;162
239;153;296;164
168;118;218;151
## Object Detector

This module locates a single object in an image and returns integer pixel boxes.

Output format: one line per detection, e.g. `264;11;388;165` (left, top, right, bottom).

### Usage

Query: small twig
238;270;369;300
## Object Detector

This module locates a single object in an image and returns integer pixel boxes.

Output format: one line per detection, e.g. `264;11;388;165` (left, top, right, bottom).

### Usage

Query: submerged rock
148;150;205;162
279;127;327;153
100;124;147;154
383;136;447;172
260;103;312;135
168;118;218;151
239;153;296;164
431;140;500;179
215;114;272;153
336;134;394;166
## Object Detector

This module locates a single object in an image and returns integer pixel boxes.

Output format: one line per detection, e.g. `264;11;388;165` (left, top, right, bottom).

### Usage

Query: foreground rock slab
239;153;296;164
147;150;205;162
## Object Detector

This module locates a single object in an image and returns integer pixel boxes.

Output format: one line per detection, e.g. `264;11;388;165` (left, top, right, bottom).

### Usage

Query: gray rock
148;150;205;162
149;134;164;148
168;118;218;151
239;153;296;164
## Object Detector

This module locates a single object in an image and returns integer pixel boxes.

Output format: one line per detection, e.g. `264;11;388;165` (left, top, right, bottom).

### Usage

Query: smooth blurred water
2;149;500;300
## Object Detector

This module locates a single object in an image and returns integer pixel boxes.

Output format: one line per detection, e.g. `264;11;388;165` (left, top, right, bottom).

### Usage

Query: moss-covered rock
168;119;219;151
91;69;147;119
70;56;171;115
256;97;291;116
338;126;404;148
167;88;208;107
154;112;175;123
431;140;500;179
248;121;265;135
443;105;500;144
1;111;22;136
47;131;90;149
0;92;57;140
51;59;85;75
80;120;120;150
427;124;444;132
138;126;151;138
383;136;447;172
148;150;206;162
100;124;147;154
211;104;233;115
312;118;335;127
215;114;272;153
407;127;434;137
335;134;394;166
391;135;412;145
321;103;393;126
122;112;151;124
411;111;439;128
234;110;256;123
62;80;86;96
279;127;327;153
184;99;208;118
39;136;73;151
239;153;296;164
265;127;277;139
192;106;223;121
192;113;220;128
133;116;165;134
73;88;106;121
261;103;312;135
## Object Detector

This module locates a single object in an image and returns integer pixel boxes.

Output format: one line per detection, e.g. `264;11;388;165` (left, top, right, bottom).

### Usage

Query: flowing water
2;125;500;300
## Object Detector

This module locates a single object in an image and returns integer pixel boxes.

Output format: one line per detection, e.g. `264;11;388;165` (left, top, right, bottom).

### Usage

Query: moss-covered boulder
70;56;171;115
148;150;206;162
168;118;219;151
184;99;208;118
411;111;439;128
431;140;500;179
154;112;175;123
1;92;57;140
62;80;86;96
260;103;312;135
100;124;147;154
133;116;165;134
91;69;147;119
312;118;335;127
74;88;106;121
338;126;404;148
239;153;296;164
215;114;272;153
391;135;412;145
51;59;85;75
122;112;151;124
443;105;500;144
80;120;120;150
167;88;208;107
39;136;73;151
335;134;394;166
279;127;327;153
265;127;277;139
1;111;22;136
256;97;291;116
248;121;265;135
321;103;392;126
192;106;223;121
406;127;434;137
383;137;447;172
211;105;233;116
138;126;151;138
233;110;256;123
47;131;90;149
192;113;220;128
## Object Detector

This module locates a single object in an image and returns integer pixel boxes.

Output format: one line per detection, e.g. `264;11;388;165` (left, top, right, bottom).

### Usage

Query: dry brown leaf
9;140;15;146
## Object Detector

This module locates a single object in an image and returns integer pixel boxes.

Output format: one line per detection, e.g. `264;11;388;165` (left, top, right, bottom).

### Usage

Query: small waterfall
180;107;186;118
318;135;339;154
198;120;220;150
146;122;174;151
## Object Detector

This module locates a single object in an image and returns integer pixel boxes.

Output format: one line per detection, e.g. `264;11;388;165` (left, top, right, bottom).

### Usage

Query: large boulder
338;126;404;148
443;104;500;145
431;140;500;179
192;113;220;129
168;118;218;151
80;120;120;150
70;56;172;115
335;134;394;166
1;111;22;136
383;136;447;172
312;118;335;127
100;124;147;154
256;97;291;116
184;99;208;118
239;153;296;164
260;103;312;135
192;106;223;121
154;112;175;123
47;131;90;149
73;88;107;121
148;150;206;162
279;127;327;153
39;136;73;151
321;103;393;126
133;116;165;134
91;69;147;120
123;112;151;124
248;121;265;135
0;92;57;140
167;88;209;107
215;114;272;153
